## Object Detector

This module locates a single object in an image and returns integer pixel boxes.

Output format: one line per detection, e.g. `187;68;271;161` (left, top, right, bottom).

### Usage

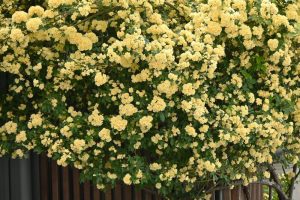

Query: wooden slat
73;169;81;200
231;187;240;200
40;155;49;200
105;187;112;200
62;167;70;200
31;153;40;200
51;160;60;200
123;185;132;200
258;184;263;200
251;183;263;200
114;184;122;200
84;181;91;200
93;185;100;200
144;190;152;200
222;188;231;200
135;188;142;200
249;184;253;200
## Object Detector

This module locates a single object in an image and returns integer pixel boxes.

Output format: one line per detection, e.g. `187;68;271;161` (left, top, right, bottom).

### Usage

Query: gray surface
293;179;300;200
10;155;33;200
0;154;38;200
0;156;10;200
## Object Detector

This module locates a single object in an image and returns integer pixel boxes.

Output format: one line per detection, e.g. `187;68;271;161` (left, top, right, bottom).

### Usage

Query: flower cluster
0;0;299;199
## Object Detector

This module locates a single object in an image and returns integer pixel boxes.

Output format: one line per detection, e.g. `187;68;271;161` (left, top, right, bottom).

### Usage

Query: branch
267;164;288;200
206;180;288;200
75;6;121;26
164;2;188;23
288;165;297;200
242;186;250;200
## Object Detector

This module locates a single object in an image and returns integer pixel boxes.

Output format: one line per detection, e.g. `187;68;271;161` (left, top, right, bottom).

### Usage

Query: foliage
0;0;299;199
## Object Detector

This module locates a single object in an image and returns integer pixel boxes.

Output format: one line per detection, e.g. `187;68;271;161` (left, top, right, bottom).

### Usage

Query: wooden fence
39;154;162;200
0;153;263;200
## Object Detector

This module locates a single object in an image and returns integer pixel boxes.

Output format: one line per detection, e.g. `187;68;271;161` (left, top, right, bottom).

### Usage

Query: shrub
0;0;299;199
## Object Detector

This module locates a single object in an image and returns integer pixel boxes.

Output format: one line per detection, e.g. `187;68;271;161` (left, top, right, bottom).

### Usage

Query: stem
288;165;297;200
242;186;250;200
268;164;288;200
75;6;120;26
164;2;188;23
269;186;273;200
206;180;288;200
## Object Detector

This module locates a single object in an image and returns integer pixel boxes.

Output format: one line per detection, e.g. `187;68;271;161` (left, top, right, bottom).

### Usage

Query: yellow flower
119;104;138;116
123;174;132;185
95;72;108;86
185;125;197;137
10;29;25;42
139;116;153;133
206;21;222;36
12;11;28;23
267;39;279;51
16;131;27;143
150;163;162;171
4;121;18;134
71;139;86;153
110;115;128;131
182;83;195;96
99;128;112;142
48;0;64;8
28;113;43;129
204;161;216;172
147;96;166;112
26;18;43;32
88;109;104;126
28;6;44;17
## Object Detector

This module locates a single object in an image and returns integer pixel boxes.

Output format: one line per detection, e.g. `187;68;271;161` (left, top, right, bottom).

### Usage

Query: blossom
182;83;195;96
71;139;86;153
139;116;153;133
16;131;27;143
110;115;128;131
147;96;166;112
10;29;25;42
123;174;132;185
119;104;138;116
26;18;43;32
48;0;64;8
12;11;28;23
99;128;112;142
267;39;279;51
88;109;104;126
95;72;108;86
206;21;222;36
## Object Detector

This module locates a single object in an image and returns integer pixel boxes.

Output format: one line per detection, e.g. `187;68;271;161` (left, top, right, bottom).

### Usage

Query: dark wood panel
114;184;122;200
62;167;70;200
144;190;153;200
31;153;41;200
84;182;91;200
105;187;112;200
40;155;49;200
222;189;231;200
73;169;81;200
51;160;60;200
231;187;240;200
135;188;142;200
93;185;100;200
123;185;132;200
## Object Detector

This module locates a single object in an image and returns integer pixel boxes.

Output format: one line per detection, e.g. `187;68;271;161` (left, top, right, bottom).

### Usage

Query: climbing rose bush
0;0;299;199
